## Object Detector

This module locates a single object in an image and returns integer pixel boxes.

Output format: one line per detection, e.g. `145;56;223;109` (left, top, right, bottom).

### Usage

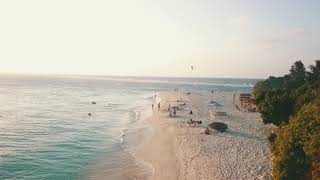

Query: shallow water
0;75;257;179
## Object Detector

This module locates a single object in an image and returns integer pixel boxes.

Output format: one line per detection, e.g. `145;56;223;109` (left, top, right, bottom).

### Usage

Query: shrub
271;97;320;180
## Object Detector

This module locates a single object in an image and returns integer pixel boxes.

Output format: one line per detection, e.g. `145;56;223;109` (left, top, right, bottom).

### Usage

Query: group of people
187;119;202;125
152;92;212;135
151;93;161;110
169;105;177;117
152;102;161;110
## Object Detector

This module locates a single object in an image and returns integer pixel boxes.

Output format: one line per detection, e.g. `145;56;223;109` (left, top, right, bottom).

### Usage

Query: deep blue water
0;75;259;179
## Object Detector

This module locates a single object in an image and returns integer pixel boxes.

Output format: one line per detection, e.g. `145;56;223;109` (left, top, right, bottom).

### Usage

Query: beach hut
239;93;256;111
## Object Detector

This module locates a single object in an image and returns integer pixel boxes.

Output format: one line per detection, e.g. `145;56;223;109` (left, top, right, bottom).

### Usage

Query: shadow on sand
223;129;265;141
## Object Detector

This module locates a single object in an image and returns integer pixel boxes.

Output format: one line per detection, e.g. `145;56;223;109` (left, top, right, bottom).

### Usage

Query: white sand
136;91;275;180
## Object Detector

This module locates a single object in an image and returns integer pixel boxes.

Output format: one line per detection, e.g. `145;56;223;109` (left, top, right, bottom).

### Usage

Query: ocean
0;75;258;180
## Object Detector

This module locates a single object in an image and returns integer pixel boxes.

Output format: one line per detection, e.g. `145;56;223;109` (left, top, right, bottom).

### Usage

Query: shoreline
136;91;276;180
135;92;181;180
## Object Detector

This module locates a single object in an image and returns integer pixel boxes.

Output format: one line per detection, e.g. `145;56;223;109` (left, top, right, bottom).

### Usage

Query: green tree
257;90;294;125
253;60;319;125
309;60;320;81
253;60;320;179
289;60;306;80
271;96;320;180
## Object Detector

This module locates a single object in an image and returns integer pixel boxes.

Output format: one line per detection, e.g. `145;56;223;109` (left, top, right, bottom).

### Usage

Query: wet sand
135;93;180;180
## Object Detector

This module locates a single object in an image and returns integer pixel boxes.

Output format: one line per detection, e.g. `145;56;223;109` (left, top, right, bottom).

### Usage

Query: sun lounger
214;111;227;116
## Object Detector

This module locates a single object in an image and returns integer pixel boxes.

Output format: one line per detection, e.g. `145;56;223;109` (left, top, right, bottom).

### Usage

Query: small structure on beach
214;111;228;116
209;100;223;107
239;93;256;112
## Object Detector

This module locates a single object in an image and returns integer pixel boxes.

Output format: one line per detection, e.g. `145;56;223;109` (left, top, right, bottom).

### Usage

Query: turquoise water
0;75;258;179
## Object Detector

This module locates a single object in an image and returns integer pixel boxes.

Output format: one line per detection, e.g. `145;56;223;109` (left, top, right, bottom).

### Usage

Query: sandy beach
136;91;276;180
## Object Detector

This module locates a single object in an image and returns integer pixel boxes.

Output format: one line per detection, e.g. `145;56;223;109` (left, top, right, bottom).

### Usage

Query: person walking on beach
152;104;154;109
158;103;161;110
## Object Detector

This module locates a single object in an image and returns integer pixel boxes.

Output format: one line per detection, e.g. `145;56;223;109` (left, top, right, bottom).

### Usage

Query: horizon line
0;72;266;80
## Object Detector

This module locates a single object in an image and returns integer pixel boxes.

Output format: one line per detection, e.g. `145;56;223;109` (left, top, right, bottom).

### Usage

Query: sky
0;0;320;78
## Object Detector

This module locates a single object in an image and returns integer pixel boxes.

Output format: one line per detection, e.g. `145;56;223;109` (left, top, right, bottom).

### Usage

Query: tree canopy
253;60;320;126
271;97;320;180
253;60;320;179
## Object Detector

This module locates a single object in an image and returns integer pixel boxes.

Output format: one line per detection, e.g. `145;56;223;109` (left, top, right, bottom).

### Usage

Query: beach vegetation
253;60;320;126
270;97;320;180
253;60;320;180
209;122;228;132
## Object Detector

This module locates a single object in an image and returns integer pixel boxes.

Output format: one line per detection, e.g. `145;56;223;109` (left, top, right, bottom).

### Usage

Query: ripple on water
0;75;255;179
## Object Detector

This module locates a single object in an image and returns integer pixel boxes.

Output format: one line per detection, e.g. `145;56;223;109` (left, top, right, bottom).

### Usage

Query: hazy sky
0;0;319;78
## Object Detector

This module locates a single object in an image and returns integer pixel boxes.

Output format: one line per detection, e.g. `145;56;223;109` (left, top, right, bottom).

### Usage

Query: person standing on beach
152;104;154;109
158;103;161;110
